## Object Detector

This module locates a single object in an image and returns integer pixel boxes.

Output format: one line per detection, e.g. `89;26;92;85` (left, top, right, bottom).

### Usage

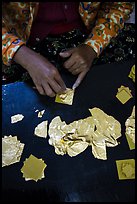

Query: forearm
13;45;42;71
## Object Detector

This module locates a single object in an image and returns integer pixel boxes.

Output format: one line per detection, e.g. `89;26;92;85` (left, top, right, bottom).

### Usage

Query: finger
48;78;64;94
55;74;67;91
42;83;56;97
71;68;81;75
68;62;79;72
72;71;87;89
35;84;45;95
68;61;85;72
63;57;76;69
59;52;71;58
59;49;73;58
69;65;84;74
71;65;84;75
69;63;80;72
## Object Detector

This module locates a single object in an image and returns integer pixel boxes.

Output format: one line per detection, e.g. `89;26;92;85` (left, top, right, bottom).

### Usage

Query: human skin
60;44;97;89
13;44;97;96
13;45;66;97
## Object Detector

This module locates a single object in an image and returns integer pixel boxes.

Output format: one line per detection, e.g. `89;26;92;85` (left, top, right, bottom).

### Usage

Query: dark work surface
2;60;135;202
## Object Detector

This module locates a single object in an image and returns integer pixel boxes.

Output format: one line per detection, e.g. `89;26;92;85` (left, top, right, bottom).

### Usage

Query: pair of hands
14;44;97;97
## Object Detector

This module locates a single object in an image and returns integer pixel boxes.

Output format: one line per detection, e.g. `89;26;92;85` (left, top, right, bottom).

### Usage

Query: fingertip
72;84;77;90
59;52;63;56
60;52;70;58
61;83;67;91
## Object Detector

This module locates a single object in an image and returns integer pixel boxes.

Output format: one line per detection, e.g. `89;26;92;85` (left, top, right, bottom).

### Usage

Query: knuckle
64;63;68;68
51;69;57;76
79;60;84;64
75;55;80;60
46;69;57;79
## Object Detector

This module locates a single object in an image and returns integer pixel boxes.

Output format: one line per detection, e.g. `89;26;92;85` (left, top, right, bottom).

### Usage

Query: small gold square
55;88;74;105
116;159;135;180
116;89;132;104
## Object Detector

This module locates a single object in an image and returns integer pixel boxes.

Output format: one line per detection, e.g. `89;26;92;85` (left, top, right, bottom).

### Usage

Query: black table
2;60;135;202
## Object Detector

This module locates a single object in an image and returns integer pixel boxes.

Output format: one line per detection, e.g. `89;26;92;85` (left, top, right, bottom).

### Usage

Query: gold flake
11;114;24;123
38;110;45;118
34;121;48;138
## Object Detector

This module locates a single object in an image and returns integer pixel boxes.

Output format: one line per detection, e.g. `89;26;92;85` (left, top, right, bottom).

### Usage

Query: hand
59;44;97;89
13;46;66;97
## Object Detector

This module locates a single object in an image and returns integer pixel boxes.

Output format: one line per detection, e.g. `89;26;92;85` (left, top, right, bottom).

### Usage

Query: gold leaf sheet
55;88;74;105
21;154;47;182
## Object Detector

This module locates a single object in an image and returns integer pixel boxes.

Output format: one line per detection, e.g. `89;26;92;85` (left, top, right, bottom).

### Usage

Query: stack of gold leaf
128;65;135;82
48;108;121;160
2;135;25;167
116;85;133;104
125;106;135;150
21;154;47;182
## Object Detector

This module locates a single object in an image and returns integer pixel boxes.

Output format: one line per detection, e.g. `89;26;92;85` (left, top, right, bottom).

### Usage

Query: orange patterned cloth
2;2;133;66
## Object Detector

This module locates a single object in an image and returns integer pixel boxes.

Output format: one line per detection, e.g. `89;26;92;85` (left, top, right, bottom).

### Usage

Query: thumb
59;49;73;58
72;71;87;90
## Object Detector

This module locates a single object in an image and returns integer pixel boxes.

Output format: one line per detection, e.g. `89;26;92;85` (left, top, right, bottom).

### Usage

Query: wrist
85;44;97;59
13;45;38;71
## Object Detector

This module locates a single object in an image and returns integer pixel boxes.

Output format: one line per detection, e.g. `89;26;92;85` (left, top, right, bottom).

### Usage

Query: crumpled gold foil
125;106;135;149
48;107;121;160
128;65;135;82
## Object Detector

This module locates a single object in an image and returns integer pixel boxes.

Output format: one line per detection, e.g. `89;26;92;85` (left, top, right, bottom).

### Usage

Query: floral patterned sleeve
2;26;25;66
82;2;134;56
